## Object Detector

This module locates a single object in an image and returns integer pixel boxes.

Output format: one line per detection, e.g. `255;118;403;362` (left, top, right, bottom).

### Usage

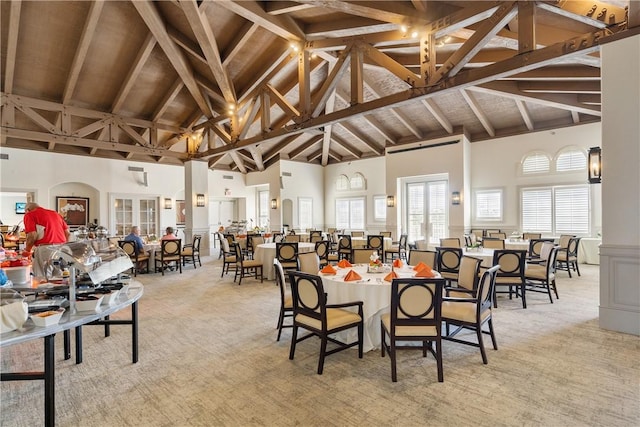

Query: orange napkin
321;264;337;274
337;259;352;268
415;265;435;278
383;271;398;282
343;270;362;282
413;261;428;271
393;258;403;268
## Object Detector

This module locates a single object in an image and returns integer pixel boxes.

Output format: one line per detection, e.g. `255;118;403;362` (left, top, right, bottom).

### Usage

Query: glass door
405;180;447;245
110;195;158;237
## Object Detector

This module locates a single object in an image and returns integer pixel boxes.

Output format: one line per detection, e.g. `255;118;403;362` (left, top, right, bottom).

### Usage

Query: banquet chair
556;237;582;278
288;271;363;375
220;238;237;277
527;238;556;263
463;234;476;247
408;250;438;270
249;236;265;259
482;238;505;250
385;234;408;262
314;240;331;267
523;232;542;240
309;230;323;243
439;237;461;248
442;265;500;364
558;234;575;251
352;248;378;264
276;242;299;275
381;277;445;382
436;247;463;285
337;235;353;262
470;229;484;242
380;231;392;238
272;232;284;243
492;250;527;309
233;242;263;285
181;234;202;269
118;240;149;276
351;231;365;237
284;234;301;243
297;251;320;274
489;232;507;239
484;229;501;237
367;235;385;260
155;239;182;275
525;246;560;304
444;255;482;298
274;259;293;341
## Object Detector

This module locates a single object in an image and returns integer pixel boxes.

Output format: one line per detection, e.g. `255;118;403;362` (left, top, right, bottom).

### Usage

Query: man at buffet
23;202;70;255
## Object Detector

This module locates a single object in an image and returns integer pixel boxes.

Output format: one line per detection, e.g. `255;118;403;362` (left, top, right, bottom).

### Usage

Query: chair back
436;247;463;276
489;232;507;239
288;271;327;328
477;265;501;313
380;231;392;238
274;258;288;305
389;278;444;335
470;229;484;241
221;236;232;255
337;235;352;259
351;231;365;237
482;238;505;250
314;241;330;265
191;235;201;252
276;242;299;266
408;250;438;269
398;234;408;249
528;238;554;258
309;230;323;242
160;239;181;259
272;232;284;243
539;242;556;264
367;235;384;253
567;237;581;258
439;237;461;248
118;240;139;257
251;236;265;249
558;234;574;249
492;250;526;280
233;242;245;266
297;252;320;274
457;256;482;291
484;229;501;237
464;234;476;247
285;234;301;243
523;232;542;240
352;248;378;264
223;233;235;244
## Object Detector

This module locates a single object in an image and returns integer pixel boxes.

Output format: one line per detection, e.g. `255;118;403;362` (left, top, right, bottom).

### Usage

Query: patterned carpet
1;257;638;426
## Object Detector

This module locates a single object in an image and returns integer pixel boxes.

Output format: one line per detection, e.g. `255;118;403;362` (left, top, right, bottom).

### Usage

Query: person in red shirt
160;226;179;241
23;202;70;254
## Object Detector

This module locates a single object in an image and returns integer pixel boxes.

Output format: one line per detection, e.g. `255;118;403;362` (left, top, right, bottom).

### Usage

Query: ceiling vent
223;175;234;180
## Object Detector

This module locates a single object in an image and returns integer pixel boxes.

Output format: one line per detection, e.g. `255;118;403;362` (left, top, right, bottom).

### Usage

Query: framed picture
176;200;186;225
56;197;89;228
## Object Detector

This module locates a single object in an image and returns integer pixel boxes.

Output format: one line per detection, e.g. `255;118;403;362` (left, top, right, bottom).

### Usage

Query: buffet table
0;282;144;427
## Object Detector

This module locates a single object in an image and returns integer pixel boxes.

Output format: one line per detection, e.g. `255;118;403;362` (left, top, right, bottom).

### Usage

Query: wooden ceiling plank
577;94;601;105
222;22;259;67
133;0;212;117
517;0;535;54
296;0;426;26
3;1;22;94
73;118;110;138
339;122;383;155
153;79;184;121
515;99;534;131
112;33;157;112
507;66;600;80
536;1;619;29
262;134;299;162
421;98;453;134
460;89;495;137
428;1;501;39
168;25;208;65
430;1;518;83
311;44;352;117
321;92;336;166
63;1;104;103
181;0;236;103
15;104;56;133
265;84;300;118
327;148;342;162
217;0;304;41
238;49;294;105
229;151;247;173
305;16;396;38
265;1;314;15
289;135;322;159
517;81;601;93
332;134;362;158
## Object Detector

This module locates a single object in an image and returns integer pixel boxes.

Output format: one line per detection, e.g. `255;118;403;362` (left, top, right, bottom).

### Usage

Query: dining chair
524;246;560;304
381;277;445;382
314;240;330;267
352;248;378;264
435;247;463;285
274;259;293;341
233;242;263;285
526;238;556;263
489;232;507;239
385;234;407;262
445;255;482;298
297;251;320;274
439;237;461;248
309;230;323;243
271;232;284;243
181;234;202;269
118;240;149;276
482;238;505;250
492;250;527;308
484;229;501;237
220;238;237;277
337;235;353;262
442;265;500;364
351;231;365;237
154;239;182;275
276;242;299;275
284;234;301;243
408;249;438;270
556;237;582;278
287;271;363;375
380;231;392;238
523;232;542;240
366;235;384;260
470;229;484;242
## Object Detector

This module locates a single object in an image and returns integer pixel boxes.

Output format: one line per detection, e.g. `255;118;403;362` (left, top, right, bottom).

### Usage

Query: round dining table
320;263;439;352
462;247;495;267
253;242;316;280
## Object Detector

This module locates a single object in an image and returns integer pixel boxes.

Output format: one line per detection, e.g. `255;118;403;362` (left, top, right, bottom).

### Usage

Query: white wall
280;160;324;231
0;192;27;226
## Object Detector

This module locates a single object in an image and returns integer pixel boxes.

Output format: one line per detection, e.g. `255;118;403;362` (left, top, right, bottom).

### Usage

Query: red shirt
23;207;69;246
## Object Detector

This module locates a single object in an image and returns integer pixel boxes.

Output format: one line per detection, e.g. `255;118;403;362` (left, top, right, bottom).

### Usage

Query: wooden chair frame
155;239;182;275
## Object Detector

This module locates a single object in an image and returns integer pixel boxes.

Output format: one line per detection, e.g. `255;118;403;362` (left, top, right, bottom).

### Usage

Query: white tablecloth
462;248;495;267
504;240;530;251
321;264;438;352
578;238;601;264
143;242;161;270
350;237;393;250
254;242;316;280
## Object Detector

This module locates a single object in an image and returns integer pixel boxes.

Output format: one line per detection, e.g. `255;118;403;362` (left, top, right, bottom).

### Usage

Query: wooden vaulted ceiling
1;1;638;173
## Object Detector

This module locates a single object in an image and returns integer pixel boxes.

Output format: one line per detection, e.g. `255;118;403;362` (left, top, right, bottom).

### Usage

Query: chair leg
390;342;397;382
520;282;527;309
436;339;443;382
574;261;580;276
488;318;498;350
317;336;328;375
477;325;488;365
358;322;363;358
289;326;298;360
276;309;284;341
552;279;559;299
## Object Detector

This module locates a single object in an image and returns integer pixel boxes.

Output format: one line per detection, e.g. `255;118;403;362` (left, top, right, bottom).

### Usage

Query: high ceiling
1;1;638;173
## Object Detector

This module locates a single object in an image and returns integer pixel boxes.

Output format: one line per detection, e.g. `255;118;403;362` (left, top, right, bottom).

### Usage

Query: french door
405;180;448;244
110;194;158;237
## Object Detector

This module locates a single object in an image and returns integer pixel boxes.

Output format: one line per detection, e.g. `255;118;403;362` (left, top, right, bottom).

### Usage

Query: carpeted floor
1;256;638;426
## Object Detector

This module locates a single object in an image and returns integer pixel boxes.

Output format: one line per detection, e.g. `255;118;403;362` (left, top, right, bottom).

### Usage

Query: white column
599;33;640;335
184;160;211;256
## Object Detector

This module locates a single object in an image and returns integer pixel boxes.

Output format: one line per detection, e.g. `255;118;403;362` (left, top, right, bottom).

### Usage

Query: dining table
320;263;440;352
350;236;393;250
254;242;316;280
143;242;161;270
504;239;530;251
462;247;495;267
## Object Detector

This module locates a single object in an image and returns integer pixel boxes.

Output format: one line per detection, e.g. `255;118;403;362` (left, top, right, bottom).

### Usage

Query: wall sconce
588;146;602;184
164;198;172;209
451;191;461;205
270;198;278;209
196;194;205;207
386;195;395;208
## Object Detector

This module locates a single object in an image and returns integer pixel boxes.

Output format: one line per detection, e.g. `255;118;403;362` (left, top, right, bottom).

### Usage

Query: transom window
521;152;551;174
350;173;366;190
336;174;349;191
556;148;587;172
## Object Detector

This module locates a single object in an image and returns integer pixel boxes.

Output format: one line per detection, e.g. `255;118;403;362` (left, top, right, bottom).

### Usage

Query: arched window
556;147;587;172
350;172;366;190
336;174;349;191
521;151;551;174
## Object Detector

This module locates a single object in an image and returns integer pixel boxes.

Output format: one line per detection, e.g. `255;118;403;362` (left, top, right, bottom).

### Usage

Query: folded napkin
321;264;337;274
383;271;398;282
414;265;435;278
393;258;403;268
337;259;352;268
343;270;362;282
413;261;428;271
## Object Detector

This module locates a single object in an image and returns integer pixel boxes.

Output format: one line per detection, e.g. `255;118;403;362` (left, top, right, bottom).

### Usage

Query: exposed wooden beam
332;134;362;159
517;81;601;94
265;1;314;15
295;0;427;26
421;98;453;134
216;0;304;41
339;122;384;155
460;89;495;137
112;33;157;112
287;135;321;159
515;99;534;131
222;22;259;67
3;0;22;94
